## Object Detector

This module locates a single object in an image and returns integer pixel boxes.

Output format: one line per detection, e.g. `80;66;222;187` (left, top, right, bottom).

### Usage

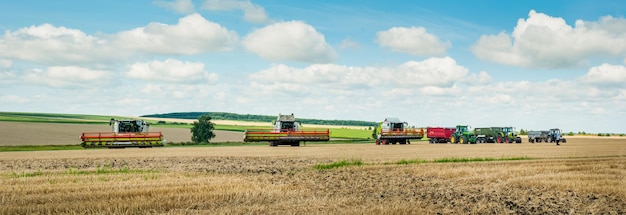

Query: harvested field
0;121;243;145
0;138;624;214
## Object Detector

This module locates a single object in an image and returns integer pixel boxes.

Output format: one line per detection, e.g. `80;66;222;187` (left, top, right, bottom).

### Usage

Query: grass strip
0;145;84;152
314;159;364;170
318;156;533;169
394;159;429;165
434;156;531;163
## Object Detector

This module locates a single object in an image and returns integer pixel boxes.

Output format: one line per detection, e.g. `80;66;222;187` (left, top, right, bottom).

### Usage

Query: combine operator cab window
281;121;295;131
119;121;142;133
391;123;403;131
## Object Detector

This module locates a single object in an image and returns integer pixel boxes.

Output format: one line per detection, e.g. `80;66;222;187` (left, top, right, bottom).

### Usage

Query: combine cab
375;117;424;145
80;118;164;148
244;113;330;146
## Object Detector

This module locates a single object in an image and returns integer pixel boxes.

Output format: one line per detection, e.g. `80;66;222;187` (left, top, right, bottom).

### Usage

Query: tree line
142;112;378;127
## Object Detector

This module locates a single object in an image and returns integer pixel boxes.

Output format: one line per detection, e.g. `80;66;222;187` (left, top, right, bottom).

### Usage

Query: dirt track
0;121;243;145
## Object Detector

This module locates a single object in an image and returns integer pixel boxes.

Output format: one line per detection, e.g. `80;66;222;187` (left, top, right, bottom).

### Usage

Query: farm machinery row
427;125;522;144
80;114;564;148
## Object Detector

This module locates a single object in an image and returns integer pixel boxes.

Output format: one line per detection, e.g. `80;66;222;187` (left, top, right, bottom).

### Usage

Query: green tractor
449;125;477;144
500;127;522;143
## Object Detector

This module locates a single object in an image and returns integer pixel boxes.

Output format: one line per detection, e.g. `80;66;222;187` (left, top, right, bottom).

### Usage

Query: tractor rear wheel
450;135;456;144
460;135;467;144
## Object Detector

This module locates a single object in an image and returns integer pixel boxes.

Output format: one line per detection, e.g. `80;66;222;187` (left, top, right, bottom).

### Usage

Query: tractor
547;128;566;145
449;125;476;144
500;127;522;143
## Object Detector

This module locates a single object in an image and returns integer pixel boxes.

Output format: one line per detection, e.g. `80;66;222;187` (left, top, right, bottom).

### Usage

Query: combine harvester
244;113;330;146
80;118;164;148
375;117;424;145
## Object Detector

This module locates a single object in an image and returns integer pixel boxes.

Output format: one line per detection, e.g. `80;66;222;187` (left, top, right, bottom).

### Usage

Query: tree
519;129;528;135
190;115;216;143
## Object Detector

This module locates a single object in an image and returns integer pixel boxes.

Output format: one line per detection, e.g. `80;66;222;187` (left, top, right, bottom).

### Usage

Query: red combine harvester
80;118;164;148
426;127;456;144
244;113;330;147
375;117;424;145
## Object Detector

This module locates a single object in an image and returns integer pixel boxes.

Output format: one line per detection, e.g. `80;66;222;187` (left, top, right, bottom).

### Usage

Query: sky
1;0;625;133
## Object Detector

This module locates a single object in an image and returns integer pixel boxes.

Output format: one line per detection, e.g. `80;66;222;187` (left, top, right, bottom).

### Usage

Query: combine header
80;118;164;148
244;113;330;146
375;117;424;145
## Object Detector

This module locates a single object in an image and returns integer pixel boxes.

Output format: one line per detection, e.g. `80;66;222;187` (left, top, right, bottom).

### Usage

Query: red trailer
426;127;456;144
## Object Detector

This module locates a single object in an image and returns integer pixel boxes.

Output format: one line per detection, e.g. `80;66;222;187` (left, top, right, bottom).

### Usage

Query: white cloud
126;58;218;84
376;26;450;56
339;38;361;49
472;10;626;69
201;0;271;24
0;14;238;65
0;24;118;65
0;59;12;69
115;13;239;55
249;57;471;92
579;64;626;87
23;66;112;88
243;21;336;63
155;0;195;14
0;95;30;104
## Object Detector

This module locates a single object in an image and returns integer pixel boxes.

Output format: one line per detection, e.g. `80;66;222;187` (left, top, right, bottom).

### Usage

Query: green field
0;112;113;123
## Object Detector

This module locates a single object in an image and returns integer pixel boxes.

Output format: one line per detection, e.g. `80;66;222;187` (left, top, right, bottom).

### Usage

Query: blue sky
1;0;625;133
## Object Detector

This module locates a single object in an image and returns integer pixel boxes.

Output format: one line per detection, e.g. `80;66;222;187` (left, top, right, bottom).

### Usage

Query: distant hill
142;112;377;127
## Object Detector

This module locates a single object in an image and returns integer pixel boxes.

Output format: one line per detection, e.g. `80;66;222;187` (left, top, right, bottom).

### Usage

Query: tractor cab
456;125;469;133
